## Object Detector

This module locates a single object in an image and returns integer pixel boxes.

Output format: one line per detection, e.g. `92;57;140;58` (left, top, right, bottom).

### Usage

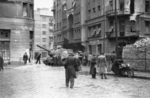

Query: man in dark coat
0;54;4;71
64;53;79;89
23;52;28;65
36;53;41;64
57;54;62;66
89;55;97;79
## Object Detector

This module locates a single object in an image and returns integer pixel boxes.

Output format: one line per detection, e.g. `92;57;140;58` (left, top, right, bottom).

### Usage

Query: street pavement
0;64;150;98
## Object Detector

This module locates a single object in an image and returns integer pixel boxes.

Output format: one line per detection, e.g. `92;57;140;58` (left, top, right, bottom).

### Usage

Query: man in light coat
97;53;108;79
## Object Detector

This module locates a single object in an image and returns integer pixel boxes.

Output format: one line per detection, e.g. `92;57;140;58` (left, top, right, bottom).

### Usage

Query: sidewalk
80;65;150;79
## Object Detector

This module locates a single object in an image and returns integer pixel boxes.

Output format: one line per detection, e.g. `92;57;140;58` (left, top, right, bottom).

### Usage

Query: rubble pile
122;37;150;71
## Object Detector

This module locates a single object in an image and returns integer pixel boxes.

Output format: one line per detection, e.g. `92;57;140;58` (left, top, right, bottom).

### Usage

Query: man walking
64;52;79;89
0;54;4;71
89;55;97;79
23;52;28;65
97;53;108;79
36;53;41;64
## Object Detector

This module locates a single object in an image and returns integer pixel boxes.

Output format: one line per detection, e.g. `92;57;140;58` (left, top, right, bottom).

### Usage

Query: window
29;4;33;18
42;45;47;48
49;37;53;42
88;9;91;19
145;21;150;33
110;0;113;11
119;20;125;36
23;3;28;17
42;17;46;21
88;27;91;38
59;22;61;29
109;21;114;33
130;0;135;14
42;31;46;35
145;0;150;12
119;1;124;11
42;38;46;42
42;52;47;57
49;23;53;26
89;45;92;54
42;24;46;28
130;21;136;32
98;6;101;16
96;24;101;36
98;44;102;54
93;8;96;18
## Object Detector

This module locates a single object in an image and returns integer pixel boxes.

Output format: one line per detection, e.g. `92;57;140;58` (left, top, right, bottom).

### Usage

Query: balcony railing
106;31;139;38
106;8;130;17
125;31;140;37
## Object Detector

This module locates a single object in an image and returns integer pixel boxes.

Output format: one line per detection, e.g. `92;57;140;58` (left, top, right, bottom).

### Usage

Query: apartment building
52;0;86;52
86;0;150;57
34;8;53;59
52;0;150;57
0;0;34;65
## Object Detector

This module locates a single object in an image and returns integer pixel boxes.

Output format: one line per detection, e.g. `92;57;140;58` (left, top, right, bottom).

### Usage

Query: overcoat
97;55;108;74
89;57;97;75
23;54;28;61
0;56;4;69
64;55;78;79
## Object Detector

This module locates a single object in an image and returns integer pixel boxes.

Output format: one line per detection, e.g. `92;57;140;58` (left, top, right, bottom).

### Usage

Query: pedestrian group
63;51;110;89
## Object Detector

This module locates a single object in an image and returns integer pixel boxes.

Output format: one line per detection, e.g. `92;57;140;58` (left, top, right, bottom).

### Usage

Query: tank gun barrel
37;45;50;52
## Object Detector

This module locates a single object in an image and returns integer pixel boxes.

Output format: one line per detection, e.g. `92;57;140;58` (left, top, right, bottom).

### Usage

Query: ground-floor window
98;44;102;54
89;45;92;54
34;52;39;59
0;42;10;63
42;52;47;58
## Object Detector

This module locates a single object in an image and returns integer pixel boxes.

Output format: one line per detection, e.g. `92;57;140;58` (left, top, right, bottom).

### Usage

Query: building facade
0;0;34;65
34;8;53;59
86;0;150;57
52;0;86;52
53;0;150;57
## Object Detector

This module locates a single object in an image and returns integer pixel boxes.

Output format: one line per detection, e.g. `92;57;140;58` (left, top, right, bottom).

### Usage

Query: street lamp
115;0;118;59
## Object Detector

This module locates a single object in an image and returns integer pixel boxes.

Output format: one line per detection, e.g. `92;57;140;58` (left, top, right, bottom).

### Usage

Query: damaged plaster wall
130;0;144;21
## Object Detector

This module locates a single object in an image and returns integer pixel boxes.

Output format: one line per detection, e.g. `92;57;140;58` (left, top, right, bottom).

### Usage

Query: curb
79;70;150;80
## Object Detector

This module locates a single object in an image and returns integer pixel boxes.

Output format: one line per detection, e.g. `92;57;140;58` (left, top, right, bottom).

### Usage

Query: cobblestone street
0;64;150;98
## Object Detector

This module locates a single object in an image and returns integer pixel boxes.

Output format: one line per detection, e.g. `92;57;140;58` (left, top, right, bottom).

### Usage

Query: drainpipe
115;0;118;59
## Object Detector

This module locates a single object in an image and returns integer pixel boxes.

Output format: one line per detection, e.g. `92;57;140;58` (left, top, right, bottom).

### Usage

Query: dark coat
64;55;78;79
0;56;4;68
90;57;97;75
37;54;41;60
111;60;120;75
23;54;28;61
57;55;62;65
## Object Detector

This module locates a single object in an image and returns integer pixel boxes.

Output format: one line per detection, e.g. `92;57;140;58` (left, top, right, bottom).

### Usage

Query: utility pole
115;0;118;59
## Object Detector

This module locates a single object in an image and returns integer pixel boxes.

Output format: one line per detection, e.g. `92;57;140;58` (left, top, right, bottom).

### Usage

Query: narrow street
0;64;150;98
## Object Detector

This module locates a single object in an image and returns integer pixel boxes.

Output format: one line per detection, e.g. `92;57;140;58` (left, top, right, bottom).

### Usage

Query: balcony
106;8;130;18
106;31;139;39
51;6;55;12
125;31;139;37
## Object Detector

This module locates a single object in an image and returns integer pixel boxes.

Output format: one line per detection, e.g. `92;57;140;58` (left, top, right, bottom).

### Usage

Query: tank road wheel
127;70;134;78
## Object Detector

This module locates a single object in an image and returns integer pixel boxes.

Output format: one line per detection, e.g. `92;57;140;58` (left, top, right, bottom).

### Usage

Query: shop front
87;39;103;55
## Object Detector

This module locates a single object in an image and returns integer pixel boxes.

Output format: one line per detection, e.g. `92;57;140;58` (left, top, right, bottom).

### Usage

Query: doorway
0;42;10;63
